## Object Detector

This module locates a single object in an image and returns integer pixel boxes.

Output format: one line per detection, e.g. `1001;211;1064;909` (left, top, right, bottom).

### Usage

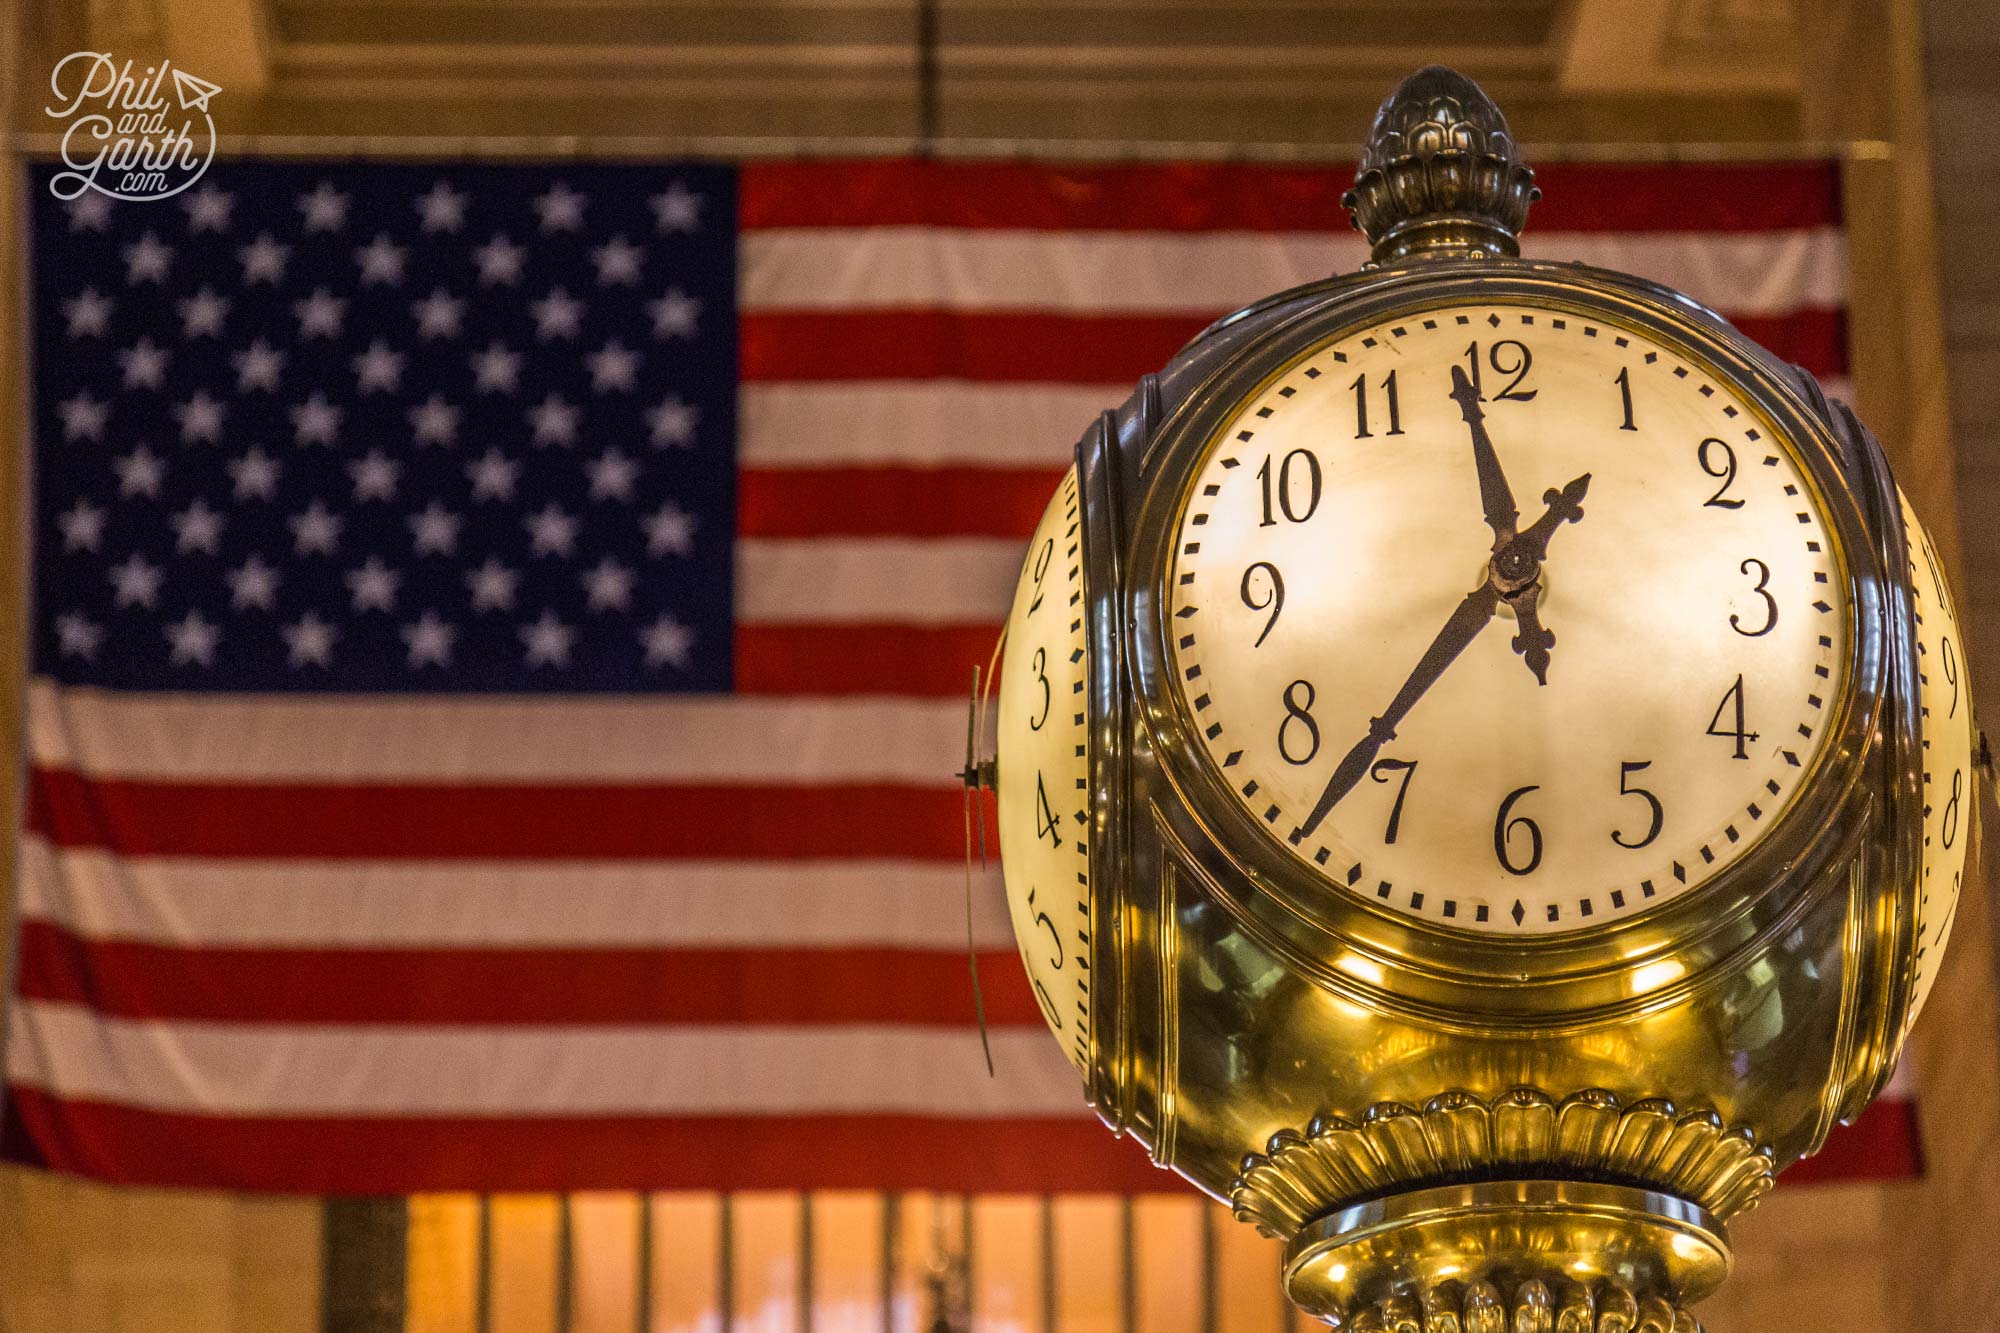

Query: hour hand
1508;582;1556;685
1449;364;1518;549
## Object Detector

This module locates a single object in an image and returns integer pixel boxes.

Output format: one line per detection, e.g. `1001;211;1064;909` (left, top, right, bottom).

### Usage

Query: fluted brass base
1283;1180;1727;1330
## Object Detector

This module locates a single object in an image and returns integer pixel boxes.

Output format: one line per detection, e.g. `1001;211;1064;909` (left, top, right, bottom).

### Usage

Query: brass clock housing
990;66;1975;1327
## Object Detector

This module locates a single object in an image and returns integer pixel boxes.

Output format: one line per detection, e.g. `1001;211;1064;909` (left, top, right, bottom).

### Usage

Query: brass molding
1231;1089;1773;1239
1283;1180;1724;1329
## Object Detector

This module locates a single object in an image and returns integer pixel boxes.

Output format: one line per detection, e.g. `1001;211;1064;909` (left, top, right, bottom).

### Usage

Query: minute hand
1288;580;1502;845
1449;364;1517;549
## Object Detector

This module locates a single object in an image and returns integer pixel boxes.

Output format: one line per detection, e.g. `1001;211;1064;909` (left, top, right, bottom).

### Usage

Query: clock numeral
1942;634;1960;718
1611;760;1664;850
1697;438;1744;510
1032;978;1063;1031
1369;757;1418;844
1349;370;1405;439
1705;673;1759;760
1239;561;1285;647
1461;339;1537;402
1257;449;1323;526
1029;646;1051;730
1943;768;1964;850
1278;678;1321;766
1027;537;1055;614
1493;784;1544;876
1035;772;1063;847
1730;557;1778;637
1035;907;1065;969
1614;366;1638;431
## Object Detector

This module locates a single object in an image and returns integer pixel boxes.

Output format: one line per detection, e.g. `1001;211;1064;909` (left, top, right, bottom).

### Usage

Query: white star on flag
170;498;226;555
297;181;350;232
283;611;337;667
114;447;166;498
402;611;457;667
519;609;575;667
55;611;103;660
412;289;465;340
353;339;406;393
347;557;401;612
588;341;639;392
174;390;227;443
408;501;462;556
179;286;230;338
408;395;459;447
529;393;580;447
123;232;172;283
650;182;704;233
641;614;694;668
647;395;698;448
58;500;107;551
239;233;290;284
349;449;402;501
415;180;467;233
119;337;170;389
63;288;114;337
644;501;697;557
525;503;578;557
292;392;344;447
474;235;525;286
164;610;220;666
229;447;281;500
592;236;643;285
466;557;519;611
582;557;634;610
472;342;523;394
109;553;162;608
289;501;343;556
183;185;233;232
66;192;112;232
466;449;519;501
586;449;639;501
356;234;409;286
533;183;587;233
532;288;585;340
58;392;110;442
648;289;700;339
294;288;347;339
233;339;286;393
226;555;283;611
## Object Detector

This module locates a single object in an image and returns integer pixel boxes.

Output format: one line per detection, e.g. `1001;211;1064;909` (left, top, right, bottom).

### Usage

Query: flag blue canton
31;162;738;693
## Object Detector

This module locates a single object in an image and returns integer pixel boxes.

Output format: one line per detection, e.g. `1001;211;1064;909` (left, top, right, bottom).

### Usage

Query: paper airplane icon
171;68;221;113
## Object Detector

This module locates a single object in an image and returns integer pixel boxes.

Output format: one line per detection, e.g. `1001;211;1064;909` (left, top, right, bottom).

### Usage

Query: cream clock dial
1902;491;1974;1026
997;466;1092;1068
1169;302;1850;934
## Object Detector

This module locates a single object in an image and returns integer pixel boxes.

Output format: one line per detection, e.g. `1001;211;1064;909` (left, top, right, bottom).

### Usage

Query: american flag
9;157;1917;1192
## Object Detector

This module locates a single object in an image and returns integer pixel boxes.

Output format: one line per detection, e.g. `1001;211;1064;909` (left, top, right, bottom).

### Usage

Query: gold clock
983;66;1977;1329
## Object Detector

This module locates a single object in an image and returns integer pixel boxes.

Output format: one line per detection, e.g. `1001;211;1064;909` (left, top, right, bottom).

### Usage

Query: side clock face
996;467;1092;1069
1902;490;1975;1026
1168;300;1852;935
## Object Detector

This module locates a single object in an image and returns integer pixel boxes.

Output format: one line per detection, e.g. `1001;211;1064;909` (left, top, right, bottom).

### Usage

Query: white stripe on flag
27;679;969;784
19;839;1015;950
743;383;1122;468
5;1001;1084;1116
741;227;1847;319
738;537;1020;625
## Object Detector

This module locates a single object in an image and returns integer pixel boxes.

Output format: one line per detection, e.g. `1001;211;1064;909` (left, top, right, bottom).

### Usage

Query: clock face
1167;300;1851;935
1902;490;1974;1027
996;466;1092;1068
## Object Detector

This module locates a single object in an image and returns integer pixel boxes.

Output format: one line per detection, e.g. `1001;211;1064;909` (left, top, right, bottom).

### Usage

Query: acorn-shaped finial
1343;65;1540;265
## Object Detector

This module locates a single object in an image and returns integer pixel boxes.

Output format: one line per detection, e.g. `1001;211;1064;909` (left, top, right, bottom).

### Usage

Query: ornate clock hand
1507;582;1556;685
1289;581;1503;844
1449;364;1518;549
1289;473;1593;843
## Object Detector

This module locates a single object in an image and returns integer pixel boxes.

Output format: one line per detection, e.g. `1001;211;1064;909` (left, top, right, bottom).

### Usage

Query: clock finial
1344;65;1540;264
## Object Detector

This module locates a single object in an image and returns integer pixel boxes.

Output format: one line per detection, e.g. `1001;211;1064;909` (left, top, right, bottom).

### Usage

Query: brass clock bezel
1122;263;1891;1021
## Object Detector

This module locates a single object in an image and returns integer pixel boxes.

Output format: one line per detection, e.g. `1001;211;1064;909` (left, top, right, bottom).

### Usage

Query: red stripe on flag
734;624;1000;697
1785;1097;1924;1184
740;467;1065;539
743;309;1847;384
26;769;964;860
14;921;1036;1027
743;311;1208;384
740;161;1840;234
0;1089;1176;1193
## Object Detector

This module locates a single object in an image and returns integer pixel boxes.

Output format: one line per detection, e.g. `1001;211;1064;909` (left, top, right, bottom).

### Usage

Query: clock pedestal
1285;1182;1724;1330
